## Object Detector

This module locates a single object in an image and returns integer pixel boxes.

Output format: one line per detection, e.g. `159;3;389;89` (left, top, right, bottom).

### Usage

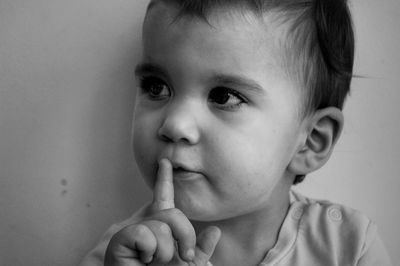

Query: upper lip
169;160;201;174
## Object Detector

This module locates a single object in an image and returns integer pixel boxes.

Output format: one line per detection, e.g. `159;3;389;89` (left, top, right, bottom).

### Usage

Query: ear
288;107;344;176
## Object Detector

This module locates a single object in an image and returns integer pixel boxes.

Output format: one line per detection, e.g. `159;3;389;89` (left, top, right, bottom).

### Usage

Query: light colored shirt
80;191;392;266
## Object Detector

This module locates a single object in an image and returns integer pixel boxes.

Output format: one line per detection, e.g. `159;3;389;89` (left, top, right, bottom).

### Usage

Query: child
80;0;392;265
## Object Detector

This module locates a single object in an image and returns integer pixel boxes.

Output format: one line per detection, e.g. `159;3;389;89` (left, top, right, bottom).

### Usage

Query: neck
192;193;291;266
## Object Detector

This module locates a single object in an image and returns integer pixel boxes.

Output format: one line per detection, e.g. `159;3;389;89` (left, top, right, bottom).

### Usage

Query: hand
104;158;221;266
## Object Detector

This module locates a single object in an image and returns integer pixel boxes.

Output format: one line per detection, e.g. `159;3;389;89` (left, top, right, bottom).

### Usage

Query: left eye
208;87;246;109
139;76;171;100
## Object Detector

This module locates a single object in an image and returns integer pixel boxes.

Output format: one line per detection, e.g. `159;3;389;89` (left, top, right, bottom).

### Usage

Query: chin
175;199;235;222
174;198;214;221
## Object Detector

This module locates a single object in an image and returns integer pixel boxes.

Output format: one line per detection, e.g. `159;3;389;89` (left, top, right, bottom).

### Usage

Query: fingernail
186;249;195;260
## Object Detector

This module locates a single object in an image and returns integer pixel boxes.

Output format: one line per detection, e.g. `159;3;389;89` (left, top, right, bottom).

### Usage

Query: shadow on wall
72;18;152;264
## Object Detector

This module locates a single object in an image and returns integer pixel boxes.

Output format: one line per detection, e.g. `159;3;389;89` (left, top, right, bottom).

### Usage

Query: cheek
206;126;293;188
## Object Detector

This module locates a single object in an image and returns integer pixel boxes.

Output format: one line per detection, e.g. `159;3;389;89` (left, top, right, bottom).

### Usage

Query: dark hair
147;0;355;184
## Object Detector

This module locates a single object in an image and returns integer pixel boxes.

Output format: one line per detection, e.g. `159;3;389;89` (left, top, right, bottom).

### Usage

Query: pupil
211;90;229;104
150;84;163;95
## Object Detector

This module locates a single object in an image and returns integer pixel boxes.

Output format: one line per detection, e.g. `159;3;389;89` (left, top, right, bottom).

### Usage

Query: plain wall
0;0;399;265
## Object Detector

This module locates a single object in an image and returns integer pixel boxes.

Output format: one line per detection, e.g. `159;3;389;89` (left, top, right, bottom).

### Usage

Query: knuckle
143;220;170;235
155;249;175;264
178;222;195;239
165;207;184;217
151;208;196;242
131;223;149;238
158;222;171;235
180;227;195;243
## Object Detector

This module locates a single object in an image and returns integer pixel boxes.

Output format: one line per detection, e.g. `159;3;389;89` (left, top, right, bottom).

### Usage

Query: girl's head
132;0;352;221
142;0;354;184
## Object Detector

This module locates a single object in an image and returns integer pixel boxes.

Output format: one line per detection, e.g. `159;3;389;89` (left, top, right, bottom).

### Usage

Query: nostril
157;114;200;144
158;131;173;142
157;124;174;142
157;125;195;144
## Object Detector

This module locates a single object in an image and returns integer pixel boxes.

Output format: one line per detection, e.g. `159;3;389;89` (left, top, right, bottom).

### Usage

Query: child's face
133;3;306;221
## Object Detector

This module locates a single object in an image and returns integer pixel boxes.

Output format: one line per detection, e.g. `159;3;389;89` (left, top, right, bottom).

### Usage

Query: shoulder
290;190;372;234
287;190;392;265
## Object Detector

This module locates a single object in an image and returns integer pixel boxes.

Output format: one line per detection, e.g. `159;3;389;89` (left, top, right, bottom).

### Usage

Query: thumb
192;226;221;266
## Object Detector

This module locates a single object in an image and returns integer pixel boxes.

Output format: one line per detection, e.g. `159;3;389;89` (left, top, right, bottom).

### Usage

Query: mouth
171;164;203;181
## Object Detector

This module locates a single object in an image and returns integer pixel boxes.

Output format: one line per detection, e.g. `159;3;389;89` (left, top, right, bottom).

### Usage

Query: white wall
0;0;399;265
0;1;150;265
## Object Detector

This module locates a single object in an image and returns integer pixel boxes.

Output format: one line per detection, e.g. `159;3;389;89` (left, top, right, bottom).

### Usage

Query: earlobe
288;107;344;176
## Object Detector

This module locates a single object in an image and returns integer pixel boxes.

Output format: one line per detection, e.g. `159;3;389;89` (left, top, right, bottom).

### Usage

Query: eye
208;87;246;110
139;76;170;100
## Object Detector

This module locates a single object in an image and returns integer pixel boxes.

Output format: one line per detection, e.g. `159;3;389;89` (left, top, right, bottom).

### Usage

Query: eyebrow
135;62;167;77
212;74;265;94
135;62;265;94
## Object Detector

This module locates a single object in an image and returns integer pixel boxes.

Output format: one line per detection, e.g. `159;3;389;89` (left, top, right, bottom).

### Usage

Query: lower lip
173;169;203;181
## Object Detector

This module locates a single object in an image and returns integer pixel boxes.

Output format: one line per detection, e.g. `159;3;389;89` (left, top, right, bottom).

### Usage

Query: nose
157;102;200;144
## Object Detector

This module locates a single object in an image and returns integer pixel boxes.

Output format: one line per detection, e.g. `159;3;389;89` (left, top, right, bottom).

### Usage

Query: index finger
152;158;175;211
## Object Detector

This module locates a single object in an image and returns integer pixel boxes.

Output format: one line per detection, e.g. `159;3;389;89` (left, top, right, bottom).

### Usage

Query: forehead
143;2;289;77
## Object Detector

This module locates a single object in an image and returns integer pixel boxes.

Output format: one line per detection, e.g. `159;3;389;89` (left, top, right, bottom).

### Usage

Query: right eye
139;76;170;100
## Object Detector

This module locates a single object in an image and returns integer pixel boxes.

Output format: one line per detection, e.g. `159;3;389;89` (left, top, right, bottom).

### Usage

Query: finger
150;208;196;262
105;224;157;265
192;226;221;266
152;158;174;211
142;220;175;264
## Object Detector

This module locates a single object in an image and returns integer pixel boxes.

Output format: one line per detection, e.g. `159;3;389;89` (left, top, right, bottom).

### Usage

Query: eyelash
138;76;247;110
138;76;170;100
208;87;247;110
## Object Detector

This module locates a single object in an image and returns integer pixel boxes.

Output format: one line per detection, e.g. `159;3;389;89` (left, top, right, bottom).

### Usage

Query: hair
147;0;355;184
